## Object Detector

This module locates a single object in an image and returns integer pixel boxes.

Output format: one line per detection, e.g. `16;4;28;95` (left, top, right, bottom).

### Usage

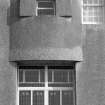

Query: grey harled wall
0;0;17;105
1;0;105;105
76;25;105;105
10;16;83;61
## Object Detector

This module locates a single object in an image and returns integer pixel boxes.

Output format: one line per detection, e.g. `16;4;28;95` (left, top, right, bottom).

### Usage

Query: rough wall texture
0;0;105;105
76;25;105;105
10;16;83;61
0;0;16;105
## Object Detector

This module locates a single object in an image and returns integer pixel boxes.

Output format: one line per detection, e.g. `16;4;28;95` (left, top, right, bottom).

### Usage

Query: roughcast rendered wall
0;0;17;105
1;0;105;105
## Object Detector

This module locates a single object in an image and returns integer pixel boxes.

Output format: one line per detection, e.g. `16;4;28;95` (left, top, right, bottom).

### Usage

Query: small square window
82;0;104;24
36;0;56;16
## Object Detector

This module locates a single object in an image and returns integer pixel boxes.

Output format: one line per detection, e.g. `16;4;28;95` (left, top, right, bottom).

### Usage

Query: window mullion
23;70;25;83
31;90;33;105
60;90;62;105
39;70;40;83
45;65;48;105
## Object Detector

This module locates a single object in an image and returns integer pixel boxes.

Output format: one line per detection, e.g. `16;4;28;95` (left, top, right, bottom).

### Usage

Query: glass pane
19;91;31;105
38;2;54;8
48;83;73;87
38;9;54;15
69;71;73;82
54;71;68;82
62;90;73;105
25;70;39;82
48;70;52;82
40;70;45;82
19;83;45;87
33;91;44;105
19;70;23;82
49;91;60;105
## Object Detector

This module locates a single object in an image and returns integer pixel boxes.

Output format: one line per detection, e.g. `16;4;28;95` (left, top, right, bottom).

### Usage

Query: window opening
82;0;104;24
18;65;75;105
36;0;56;16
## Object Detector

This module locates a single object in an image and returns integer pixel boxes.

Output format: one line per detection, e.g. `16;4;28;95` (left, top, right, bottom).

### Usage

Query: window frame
36;0;56;16
17;64;76;105
81;0;104;24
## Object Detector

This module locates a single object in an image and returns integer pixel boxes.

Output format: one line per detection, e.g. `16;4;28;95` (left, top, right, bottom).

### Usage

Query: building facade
0;0;105;105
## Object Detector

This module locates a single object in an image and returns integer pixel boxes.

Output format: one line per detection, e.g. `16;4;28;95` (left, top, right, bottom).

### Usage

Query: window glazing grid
82;0;104;24
18;65;75;105
36;0;56;16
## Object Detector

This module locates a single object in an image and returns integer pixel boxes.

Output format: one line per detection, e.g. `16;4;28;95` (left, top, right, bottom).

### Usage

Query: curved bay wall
10;16;83;61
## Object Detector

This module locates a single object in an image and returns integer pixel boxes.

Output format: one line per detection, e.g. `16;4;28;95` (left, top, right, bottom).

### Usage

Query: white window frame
17;65;75;105
36;0;56;16
81;0;104;24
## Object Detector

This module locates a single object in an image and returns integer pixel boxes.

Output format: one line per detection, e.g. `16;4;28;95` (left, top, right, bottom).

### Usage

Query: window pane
62;90;73;105
19;70;23;82
40;70;45;82
19;83;45;87
19;91;31;105
38;9;54;15
54;71;68;82
38;2;54;8
33;91;44;105
48;70;52;82
49;91;60;105
82;0;104;24
69;71;73;82
25;70;39;82
48;83;73;87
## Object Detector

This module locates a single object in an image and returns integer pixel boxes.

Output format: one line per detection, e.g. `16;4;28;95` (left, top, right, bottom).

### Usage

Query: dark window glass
19;91;31;105
38;2;54;8
40;70;45;82
49;91;60;105
25;70;39;82
38;9;54;15
69;71;73;82
33;91;44;105
19;83;45;87
48;83;73;87
19;70;23;82
48;71;52;82
54;71;68;82
62;90;73;105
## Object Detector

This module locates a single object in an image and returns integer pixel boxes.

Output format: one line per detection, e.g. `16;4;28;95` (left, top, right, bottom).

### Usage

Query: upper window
82;0;104;24
36;0;56;16
20;0;72;17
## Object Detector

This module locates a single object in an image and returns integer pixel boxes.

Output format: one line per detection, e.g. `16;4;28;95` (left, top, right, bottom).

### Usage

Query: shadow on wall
7;0;21;25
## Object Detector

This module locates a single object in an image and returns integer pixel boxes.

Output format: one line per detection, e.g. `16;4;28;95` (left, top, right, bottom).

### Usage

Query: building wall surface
0;0;105;105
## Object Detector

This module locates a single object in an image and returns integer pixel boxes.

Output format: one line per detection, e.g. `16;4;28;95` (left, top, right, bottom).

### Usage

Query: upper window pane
38;2;54;8
38;9;55;15
25;70;39;82
54;71;68;82
37;0;55;16
82;0;104;24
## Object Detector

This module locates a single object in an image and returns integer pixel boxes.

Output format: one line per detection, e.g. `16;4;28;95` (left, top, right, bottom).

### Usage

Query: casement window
20;0;72;17
36;0;56;16
82;0;104;24
17;65;76;105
